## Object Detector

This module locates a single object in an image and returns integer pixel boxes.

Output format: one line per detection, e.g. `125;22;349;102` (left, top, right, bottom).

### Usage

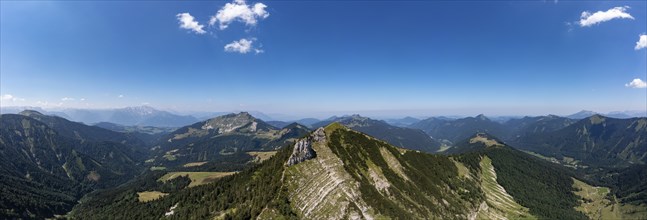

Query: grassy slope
159;172;237;187
247;151;278;163
574;178;647;220
137;191;169;202
574;178;616;219
182;162;207;167
477;156;534;219
485;148;587;219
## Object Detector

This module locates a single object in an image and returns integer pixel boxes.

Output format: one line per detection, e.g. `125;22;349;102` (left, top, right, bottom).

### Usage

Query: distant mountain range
566;110;647;119
383;116;421;127
411;113;647;167
2;106;644;128
266;118;321;129
1;106;199;127
410;114;509;143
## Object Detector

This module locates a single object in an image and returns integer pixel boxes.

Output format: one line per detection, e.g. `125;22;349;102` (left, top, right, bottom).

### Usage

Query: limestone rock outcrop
286;127;325;166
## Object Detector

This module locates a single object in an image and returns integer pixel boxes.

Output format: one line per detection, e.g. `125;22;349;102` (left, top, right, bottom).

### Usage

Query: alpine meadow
1;0;646;219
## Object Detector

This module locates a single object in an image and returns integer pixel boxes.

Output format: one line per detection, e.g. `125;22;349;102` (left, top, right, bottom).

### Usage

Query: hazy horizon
2;104;646;121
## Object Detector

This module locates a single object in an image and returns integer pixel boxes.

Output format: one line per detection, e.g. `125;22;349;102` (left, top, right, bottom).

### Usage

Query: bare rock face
287;128;325;166
312;127;326;142
286;139;315;166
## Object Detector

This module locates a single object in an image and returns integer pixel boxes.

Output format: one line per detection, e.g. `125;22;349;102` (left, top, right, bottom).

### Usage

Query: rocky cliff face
311;127;326;142
286;127;324;166
286;139;316;166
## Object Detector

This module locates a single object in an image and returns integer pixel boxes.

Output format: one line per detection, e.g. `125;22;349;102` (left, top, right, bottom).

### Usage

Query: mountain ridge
150;112;310;168
0;113;146;218
513;115;647;166
311;114;441;152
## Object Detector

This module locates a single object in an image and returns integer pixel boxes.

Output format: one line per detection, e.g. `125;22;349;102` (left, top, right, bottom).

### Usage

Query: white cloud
61;97;75;101
209;0;269;30
625;78;647;88
118;94;124;98
635;34;647;50
80;98;86;101
1;94;14;101
177;13;206;34
1;94;25;102
579;6;633;27
224;38;263;54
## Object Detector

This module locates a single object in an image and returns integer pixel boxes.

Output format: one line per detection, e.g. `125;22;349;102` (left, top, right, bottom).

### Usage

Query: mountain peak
587;114;607;124
215;112;256;120
324;122;347;133
444;132;507;154
122;106;158;115
475;114;489;120
567;110;599;119
19;110;45;117
232;112;256;121
195;111;267;134
576;110;596;114
348;114;368;120
238;111;253;117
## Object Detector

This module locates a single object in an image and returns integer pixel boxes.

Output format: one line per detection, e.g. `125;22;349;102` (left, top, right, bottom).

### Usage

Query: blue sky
1;0;646;117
